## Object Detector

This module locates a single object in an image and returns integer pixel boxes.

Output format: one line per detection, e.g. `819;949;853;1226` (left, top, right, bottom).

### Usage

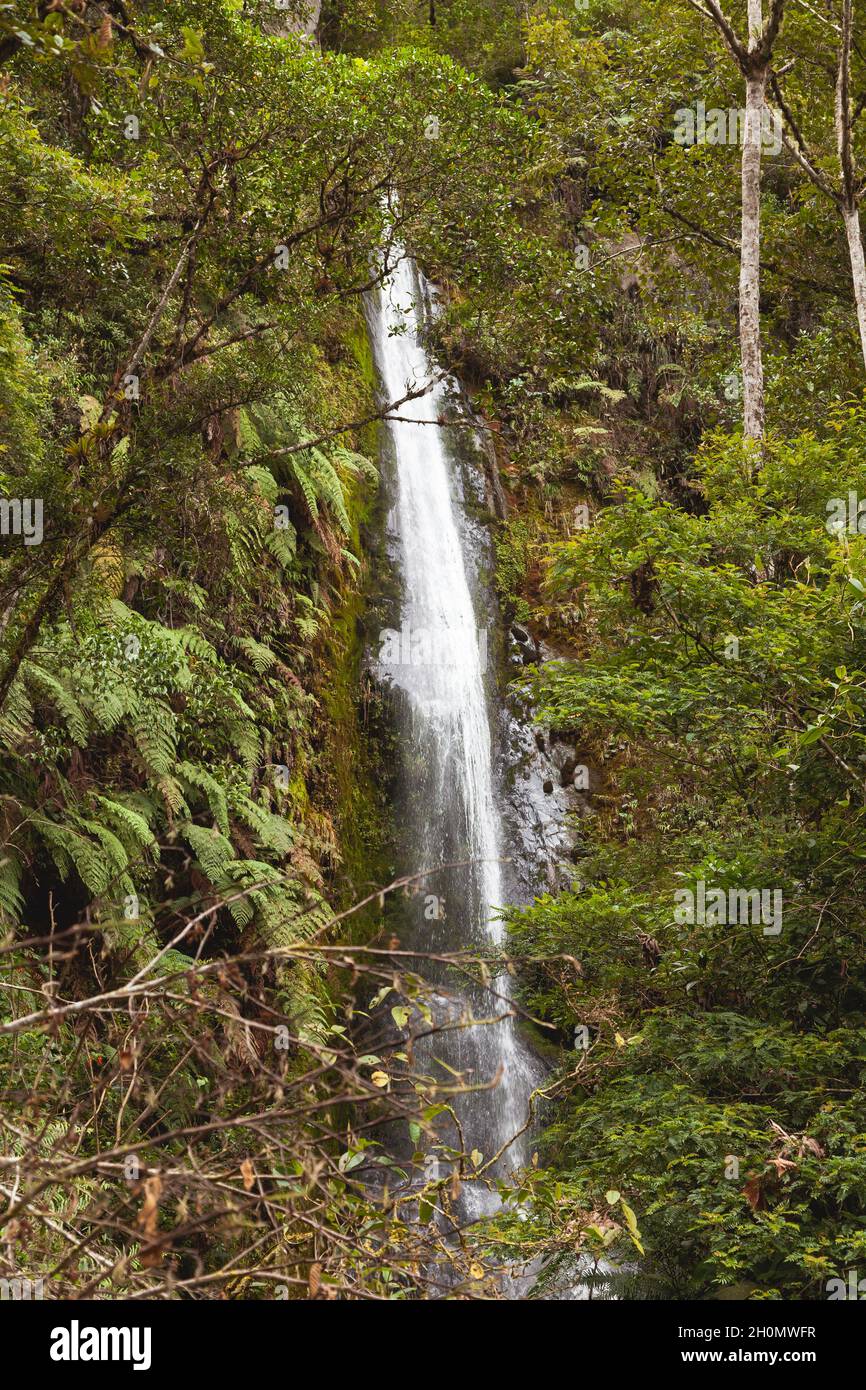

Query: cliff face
290;0;320;36
268;1;320;39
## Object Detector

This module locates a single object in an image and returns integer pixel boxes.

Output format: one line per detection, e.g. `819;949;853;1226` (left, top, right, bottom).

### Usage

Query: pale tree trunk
836;0;866;370
740;0;767;442
842;203;866;367
692;0;786;442
740;68;767;440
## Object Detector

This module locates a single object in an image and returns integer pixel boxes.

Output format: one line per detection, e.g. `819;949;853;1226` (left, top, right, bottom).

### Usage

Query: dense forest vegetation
2;0;866;1305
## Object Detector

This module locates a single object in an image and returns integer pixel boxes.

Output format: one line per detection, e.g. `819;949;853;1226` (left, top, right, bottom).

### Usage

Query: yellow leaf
370;1070;389;1088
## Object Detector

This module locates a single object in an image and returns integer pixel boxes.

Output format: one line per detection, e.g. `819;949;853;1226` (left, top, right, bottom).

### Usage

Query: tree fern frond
309;448;350;533
0;854;24;923
236;637;277;675
32;817;112;895
157;775;187;818
181;822;235;883
241;463;279;501
94;795;157;852
0;676;32;747
225;717;260;774
131;700;177;776
75;815;130;881
22;660;88;745
90;688;127;732
176;761;230;836
232;794;294;857
265;522;297;567
289;457;320;519
332;445;379;485
173;627;219;664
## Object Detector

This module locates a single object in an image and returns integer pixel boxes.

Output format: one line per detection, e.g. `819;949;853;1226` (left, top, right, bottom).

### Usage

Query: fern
22;660;88;745
221;858;284;928
32;816;115;895
332;444;379;486
0;675;32;746
131;700;178;777
0;854;24;923
225;716;261;775
95;795;157;852
309;448;350;533
289;454;321;519
90;687;127;732
232;793;294;857
77;815;132;882
157;774;188;818
180;822;235;883
236;636;277;675
173;626;219;665
241;463;279;501
176;761;230;836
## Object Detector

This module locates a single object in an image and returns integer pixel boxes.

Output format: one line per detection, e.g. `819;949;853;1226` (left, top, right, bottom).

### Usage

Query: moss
316;312;397;936
288;766;310;815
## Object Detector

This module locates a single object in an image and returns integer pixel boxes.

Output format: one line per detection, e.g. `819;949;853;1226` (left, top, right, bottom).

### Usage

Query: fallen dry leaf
137;1173;162;1236
741;1175;765;1212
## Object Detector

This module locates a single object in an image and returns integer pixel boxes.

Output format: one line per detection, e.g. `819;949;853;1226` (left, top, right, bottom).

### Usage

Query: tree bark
692;0;787;444
836;0;866;369
842;202;866;366
740;65;767;441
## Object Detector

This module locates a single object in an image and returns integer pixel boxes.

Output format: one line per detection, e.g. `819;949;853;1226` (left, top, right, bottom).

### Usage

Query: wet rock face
493;629;594;899
271;0;320;37
499;700;590;899
294;0;321;34
508;625;541;668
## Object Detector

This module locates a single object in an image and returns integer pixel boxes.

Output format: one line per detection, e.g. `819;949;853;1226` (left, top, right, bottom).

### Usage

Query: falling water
365;254;539;1220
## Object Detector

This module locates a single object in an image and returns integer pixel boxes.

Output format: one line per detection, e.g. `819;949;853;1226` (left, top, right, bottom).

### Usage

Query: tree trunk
842;202;866;368
835;0;866;369
740;67;767;442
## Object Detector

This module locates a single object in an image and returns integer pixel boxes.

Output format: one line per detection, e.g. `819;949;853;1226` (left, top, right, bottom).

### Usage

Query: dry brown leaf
768;1157;797;1177
240;1158;255;1192
801;1136;825;1159
137;1173;162;1236
741;1175;765;1212
140;1238;167;1269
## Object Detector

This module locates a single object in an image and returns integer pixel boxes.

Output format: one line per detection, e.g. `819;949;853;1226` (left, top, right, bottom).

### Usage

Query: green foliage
6;0;866;1302
502;416;866;1297
0;0;546;1299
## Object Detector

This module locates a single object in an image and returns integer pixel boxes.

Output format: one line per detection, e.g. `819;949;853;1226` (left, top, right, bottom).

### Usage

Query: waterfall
366;254;538;1220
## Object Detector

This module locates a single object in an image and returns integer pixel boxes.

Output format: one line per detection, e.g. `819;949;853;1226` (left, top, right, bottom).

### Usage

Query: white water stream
366;255;538;1216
